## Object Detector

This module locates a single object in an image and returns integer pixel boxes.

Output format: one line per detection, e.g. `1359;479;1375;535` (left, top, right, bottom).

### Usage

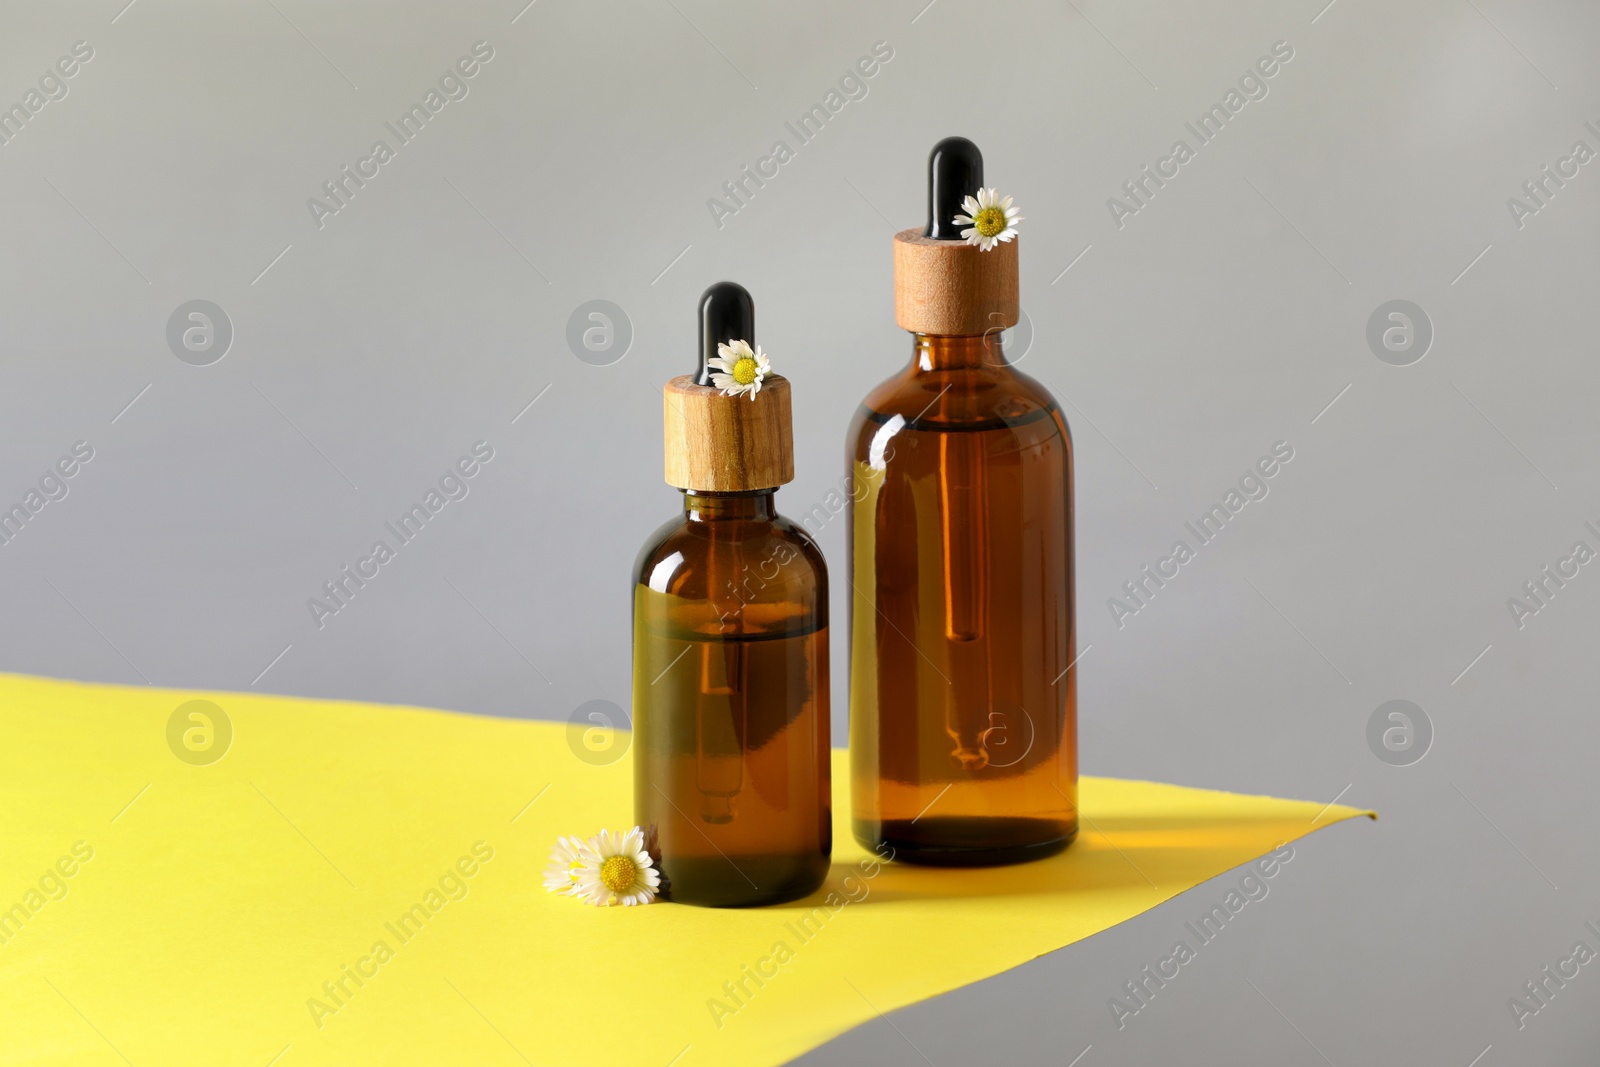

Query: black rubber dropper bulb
924;136;983;240
695;281;756;386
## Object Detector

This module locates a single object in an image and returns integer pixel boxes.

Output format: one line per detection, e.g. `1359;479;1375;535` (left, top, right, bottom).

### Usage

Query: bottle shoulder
633;514;692;582
771;513;826;566
854;362;1063;424
848;362;1071;455
633;510;828;608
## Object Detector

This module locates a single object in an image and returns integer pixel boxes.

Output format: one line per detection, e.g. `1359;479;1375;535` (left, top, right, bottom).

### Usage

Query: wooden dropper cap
663;282;794;492
893;136;1019;336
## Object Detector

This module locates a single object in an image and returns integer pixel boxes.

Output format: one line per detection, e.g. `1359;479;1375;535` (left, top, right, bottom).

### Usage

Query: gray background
3;0;1597;1063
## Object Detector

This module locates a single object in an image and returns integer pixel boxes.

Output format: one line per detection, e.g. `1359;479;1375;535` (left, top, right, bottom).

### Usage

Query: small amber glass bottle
848;139;1077;866
633;282;831;906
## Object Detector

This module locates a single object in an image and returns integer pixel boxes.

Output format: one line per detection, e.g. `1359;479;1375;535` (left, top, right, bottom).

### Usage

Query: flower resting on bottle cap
954;187;1022;251
709;339;771;400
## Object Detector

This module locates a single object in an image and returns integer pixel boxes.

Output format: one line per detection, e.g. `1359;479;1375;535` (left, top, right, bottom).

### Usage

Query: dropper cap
894;137;1019;336
663;282;794;492
924;136;983;240
694;281;755;387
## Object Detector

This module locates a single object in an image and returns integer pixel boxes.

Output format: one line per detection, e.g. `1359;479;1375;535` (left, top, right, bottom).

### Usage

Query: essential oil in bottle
633;281;832;906
848;137;1078;866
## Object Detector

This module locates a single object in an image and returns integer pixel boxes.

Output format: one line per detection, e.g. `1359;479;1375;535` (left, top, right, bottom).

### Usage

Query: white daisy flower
709;339;772;400
953;187;1023;251
543;834;588;896
574;826;660;907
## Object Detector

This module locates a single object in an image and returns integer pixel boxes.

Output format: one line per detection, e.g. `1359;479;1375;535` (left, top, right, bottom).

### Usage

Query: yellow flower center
974;206;1007;238
732;357;758;386
599;855;636;894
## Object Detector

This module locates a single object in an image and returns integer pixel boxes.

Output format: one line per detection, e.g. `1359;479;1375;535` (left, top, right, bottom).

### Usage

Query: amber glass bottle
849;139;1077;866
634;282;831;906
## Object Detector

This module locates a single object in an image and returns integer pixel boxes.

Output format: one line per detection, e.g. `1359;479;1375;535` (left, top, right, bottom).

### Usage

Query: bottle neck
912;333;1007;372
681;489;777;522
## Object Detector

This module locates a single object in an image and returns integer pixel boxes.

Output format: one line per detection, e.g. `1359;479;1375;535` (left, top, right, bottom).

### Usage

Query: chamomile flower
709;339;772;400
543;834;588;896
574;826;660;907
954;187;1022;251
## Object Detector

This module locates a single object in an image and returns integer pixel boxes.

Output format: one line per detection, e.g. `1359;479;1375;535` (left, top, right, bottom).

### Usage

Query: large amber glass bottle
634;282;831;906
848;139;1077;865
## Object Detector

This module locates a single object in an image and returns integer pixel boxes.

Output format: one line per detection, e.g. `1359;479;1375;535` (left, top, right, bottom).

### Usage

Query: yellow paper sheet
0;673;1371;1066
